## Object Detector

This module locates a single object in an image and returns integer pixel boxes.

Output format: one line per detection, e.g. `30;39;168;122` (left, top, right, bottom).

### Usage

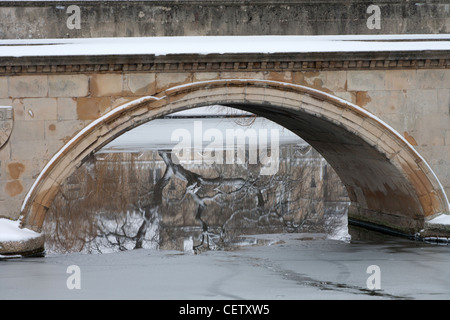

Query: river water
1;226;449;300
2;110;449;301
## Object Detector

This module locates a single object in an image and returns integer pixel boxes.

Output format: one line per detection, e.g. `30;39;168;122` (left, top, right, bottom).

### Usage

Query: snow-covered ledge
423;208;450;239
0;218;44;257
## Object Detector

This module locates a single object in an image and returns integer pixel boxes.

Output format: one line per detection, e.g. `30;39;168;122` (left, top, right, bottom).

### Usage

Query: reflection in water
43;110;350;254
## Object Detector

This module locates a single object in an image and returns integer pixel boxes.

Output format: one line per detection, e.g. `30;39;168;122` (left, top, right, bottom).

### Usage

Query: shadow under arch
20;79;449;235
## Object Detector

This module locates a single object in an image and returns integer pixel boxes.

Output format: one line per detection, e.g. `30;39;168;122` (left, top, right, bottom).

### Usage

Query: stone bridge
0;1;450;255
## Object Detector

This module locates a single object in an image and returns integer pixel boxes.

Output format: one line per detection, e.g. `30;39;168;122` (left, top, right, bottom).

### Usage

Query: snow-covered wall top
1;1;450;39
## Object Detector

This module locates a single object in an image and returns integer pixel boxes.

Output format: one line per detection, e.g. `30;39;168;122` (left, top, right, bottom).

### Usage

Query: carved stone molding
0;51;449;75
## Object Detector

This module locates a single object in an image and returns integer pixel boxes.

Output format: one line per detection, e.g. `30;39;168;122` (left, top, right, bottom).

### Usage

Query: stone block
342;108;365;127
427;146;450;166
264;71;292;82
48;75;89;98
76;97;112;120
406;114;446;146
347;70;385;91
156;72;192;92
10;120;45;143
0;197;24;220
10;139;62;161
13;98;58;121
110;97;137;109
4;179;24;198
193;72;220;82
416;69;450;89
0;141;11;161
123;73;156;96
57;98;78;121
4;159;42;182
334;91;355;104
292;71;324;89
44;120;86;142
406;89;438;114
10;76;48;98
293;71;348;95
437;89;450;115
362;90;407;115
91;74;123;97
4;174;36;199
377;112;405;135
219;71;264;81
323;71;348;92
0;77;8;98
385;70;417;90
296;92;326;108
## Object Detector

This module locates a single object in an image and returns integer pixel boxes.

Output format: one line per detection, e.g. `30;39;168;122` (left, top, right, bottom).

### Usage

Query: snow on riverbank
0;218;41;242
428;212;450;226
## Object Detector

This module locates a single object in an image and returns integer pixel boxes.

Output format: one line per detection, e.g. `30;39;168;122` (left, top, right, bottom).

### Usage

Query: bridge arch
20;79;449;235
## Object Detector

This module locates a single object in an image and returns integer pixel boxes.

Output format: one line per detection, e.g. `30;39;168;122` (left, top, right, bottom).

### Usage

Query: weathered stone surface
48;75;89;98
406;89;438;114
156;73;192;92
416;69;450;90
347;71;385;91
9;76;48;98
12;98;57;121
91;74;123;97
362;90;407;114
44;120;86;143
124;73;156;96
385;70;417;91
56;98;78;121
10;139;62;161
1;1;450;39
10;120;45;143
76;97;112;120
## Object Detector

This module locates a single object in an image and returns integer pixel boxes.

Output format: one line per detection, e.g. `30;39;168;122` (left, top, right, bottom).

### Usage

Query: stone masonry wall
0;69;449;221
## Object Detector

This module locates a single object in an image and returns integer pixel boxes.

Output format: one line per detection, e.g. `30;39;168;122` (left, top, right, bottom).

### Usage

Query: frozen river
1;227;450;301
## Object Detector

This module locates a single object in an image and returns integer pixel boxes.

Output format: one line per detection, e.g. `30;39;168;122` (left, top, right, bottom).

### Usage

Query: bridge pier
0;235;45;257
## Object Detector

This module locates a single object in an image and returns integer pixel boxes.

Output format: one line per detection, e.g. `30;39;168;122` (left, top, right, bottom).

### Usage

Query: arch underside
20;80;449;235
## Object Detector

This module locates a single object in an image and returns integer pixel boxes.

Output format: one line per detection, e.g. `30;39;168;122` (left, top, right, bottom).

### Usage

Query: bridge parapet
1;1;450;39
